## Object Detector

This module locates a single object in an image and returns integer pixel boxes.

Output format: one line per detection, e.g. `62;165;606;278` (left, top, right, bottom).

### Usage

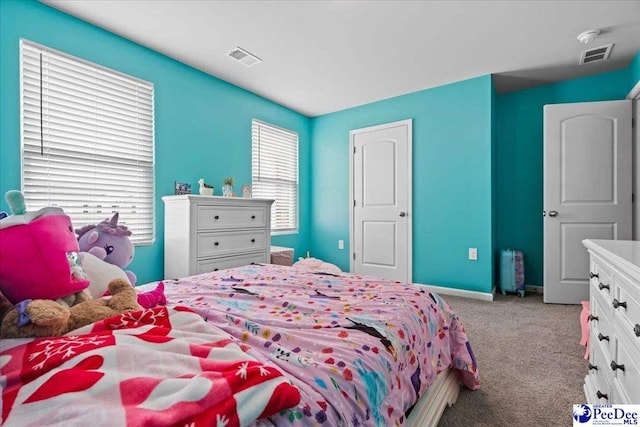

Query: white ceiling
43;0;640;117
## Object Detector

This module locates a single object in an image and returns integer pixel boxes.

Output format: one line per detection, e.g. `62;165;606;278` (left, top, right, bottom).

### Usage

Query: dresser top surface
583;239;640;271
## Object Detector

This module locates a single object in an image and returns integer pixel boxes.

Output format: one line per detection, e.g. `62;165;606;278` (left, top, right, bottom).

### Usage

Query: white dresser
162;195;274;279
582;239;640;404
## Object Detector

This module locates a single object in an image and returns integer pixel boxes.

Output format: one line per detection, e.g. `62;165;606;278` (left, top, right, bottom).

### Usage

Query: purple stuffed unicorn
75;213;137;285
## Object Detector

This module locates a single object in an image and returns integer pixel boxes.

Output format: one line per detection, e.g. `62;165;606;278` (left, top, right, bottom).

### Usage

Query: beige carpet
437;292;586;426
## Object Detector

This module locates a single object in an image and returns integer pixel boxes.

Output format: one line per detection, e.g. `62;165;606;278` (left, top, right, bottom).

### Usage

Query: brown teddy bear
1;278;143;339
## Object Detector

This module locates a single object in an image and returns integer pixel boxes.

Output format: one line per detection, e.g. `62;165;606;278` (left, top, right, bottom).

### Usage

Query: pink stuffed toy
75;213;137;285
0;191;90;305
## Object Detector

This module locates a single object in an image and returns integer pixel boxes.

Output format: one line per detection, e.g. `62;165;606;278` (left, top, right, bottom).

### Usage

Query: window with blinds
251;120;298;234
20;40;155;245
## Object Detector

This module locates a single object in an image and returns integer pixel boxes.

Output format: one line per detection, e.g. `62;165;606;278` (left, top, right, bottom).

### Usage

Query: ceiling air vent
579;44;613;65
226;47;262;68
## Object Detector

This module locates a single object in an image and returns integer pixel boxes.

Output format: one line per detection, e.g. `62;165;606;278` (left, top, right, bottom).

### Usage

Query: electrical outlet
338;240;344;250
469;248;478;261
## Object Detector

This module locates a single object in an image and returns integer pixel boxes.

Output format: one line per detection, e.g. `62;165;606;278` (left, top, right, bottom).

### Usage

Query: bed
1;263;479;426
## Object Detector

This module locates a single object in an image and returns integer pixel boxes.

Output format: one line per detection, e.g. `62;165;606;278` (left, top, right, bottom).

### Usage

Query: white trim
349;118;413;283
415;282;495;301
627;80;640;101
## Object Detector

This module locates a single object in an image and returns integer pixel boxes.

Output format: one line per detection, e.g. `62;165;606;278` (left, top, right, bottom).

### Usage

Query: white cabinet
582;239;640;404
162;195;273;279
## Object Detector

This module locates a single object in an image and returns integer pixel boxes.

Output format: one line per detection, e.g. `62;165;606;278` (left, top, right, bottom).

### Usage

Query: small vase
200;187;213;196
222;184;233;197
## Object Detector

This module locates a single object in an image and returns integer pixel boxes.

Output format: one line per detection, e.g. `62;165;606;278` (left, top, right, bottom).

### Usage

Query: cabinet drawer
611;332;640;403
591;255;613;304
197;205;267;230
591;294;615;360
196;252;267;274
197;230;267;258
614;273;640;346
588;340;613;402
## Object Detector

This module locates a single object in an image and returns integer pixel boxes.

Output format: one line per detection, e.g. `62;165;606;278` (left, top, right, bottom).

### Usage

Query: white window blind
251;120;298;234
20;40;155;245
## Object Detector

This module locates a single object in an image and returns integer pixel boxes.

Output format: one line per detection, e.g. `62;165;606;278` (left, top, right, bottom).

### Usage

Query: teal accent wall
495;66;634;287
0;0;311;284
631;51;640;84
310;76;495;293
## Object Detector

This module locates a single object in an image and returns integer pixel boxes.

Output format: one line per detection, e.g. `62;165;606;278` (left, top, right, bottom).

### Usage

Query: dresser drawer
196;252;267;274
611;332;640;403
614;273;640;346
591;255;613;303
197;205;267;230
587;340;613;402
590;294;615;360
197;230;267;258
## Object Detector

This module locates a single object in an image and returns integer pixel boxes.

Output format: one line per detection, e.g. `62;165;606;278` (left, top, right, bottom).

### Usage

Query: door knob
399;212;407;217
548;210;558;217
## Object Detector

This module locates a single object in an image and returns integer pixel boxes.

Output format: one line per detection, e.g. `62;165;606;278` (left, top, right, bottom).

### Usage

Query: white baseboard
415;283;495;301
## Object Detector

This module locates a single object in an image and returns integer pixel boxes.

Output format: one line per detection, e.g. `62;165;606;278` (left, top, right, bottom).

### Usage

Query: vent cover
226;47;262;67
579;44;613;65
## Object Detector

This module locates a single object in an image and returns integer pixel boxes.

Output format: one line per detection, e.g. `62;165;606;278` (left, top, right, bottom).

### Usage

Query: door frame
627;80;640;240
349;118;413;282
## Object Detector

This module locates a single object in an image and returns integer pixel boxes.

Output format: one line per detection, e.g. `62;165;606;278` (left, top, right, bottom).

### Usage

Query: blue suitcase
500;249;525;297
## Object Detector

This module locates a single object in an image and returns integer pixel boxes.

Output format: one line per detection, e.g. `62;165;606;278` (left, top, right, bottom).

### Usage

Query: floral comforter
154;264;480;426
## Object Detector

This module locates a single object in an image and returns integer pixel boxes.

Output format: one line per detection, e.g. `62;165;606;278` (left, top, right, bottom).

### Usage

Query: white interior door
350;119;412;282
544;100;632;304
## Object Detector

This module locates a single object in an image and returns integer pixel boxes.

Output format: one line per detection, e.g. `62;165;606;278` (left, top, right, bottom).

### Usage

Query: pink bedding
1;263;479;426
158;264;479;426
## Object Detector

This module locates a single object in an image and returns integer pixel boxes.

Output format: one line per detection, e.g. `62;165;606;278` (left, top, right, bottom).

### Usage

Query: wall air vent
226;46;262;68
579;44;613;65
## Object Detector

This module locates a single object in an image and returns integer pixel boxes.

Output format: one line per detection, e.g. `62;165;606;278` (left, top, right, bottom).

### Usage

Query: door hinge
353;199;356;207
353;253;356;260
353;146;356;154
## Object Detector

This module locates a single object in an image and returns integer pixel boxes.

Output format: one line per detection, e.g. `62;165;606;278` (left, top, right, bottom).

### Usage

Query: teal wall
310;76;495;294
495;64;636;287
0;0;312;285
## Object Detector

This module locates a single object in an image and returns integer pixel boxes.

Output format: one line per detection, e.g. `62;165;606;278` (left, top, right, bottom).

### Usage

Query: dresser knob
251;238;256;243
598;282;610;291
214;215;220;220
214;268;219;271
635;324;640;337
590;272;599;279
596;391;608;400
612;299;627;310
610;361;625;372
598;333;609;342
588;363;598;371
214;242;219;246
588;314;599;322
251;215;256;219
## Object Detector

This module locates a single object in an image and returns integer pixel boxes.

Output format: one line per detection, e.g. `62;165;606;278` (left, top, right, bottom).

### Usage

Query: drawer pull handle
598;282;610;291
251;215;256;219
588;363;597;371
597;333;609;342
214;268;219;271
596;391;608;400
214;242;219;246
590;272;599;279
251;238;256;243
612;299;627;309
588;314;599;322
610;361;625;372
214;215;220;220
635;324;640;337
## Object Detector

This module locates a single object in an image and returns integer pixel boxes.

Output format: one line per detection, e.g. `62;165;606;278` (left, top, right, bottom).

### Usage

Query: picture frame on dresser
582;239;640;405
162;195;274;279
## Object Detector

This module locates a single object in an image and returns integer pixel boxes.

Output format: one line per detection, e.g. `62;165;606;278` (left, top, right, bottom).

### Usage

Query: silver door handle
548;210;558;217
399;212;407;217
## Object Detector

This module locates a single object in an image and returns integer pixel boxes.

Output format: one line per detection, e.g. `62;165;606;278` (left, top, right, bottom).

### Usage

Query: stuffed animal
0;278;143;339
80;251;166;308
0;191;91;306
76;213;137;285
